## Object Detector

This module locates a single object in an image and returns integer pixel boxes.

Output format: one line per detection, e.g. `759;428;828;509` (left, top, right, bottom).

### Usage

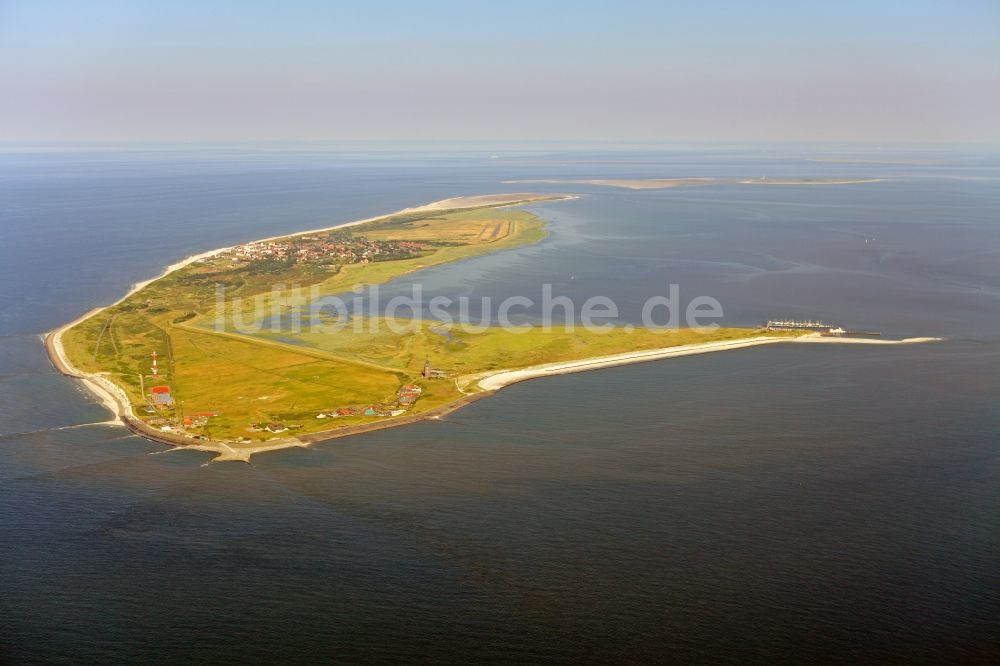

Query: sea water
1;144;998;663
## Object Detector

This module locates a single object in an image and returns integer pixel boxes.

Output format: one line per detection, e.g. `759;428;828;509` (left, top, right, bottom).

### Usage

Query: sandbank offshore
504;177;884;189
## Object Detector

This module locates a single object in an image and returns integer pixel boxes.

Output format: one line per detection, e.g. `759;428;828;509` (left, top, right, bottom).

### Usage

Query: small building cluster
397;384;422;405
142;376;222;436
248;422;301;434
315;384;424;420
225;232;424;266
182;412;218;428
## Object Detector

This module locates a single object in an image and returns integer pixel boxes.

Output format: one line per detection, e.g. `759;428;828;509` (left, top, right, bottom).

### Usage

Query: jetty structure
765;319;881;337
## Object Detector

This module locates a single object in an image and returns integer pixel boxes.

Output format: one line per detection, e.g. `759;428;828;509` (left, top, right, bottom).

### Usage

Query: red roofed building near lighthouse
149;385;174;406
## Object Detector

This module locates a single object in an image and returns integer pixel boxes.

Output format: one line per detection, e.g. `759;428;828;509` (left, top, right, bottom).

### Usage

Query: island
736;177;883;185
504;177;883;189
502;178;721;189
46;193;938;462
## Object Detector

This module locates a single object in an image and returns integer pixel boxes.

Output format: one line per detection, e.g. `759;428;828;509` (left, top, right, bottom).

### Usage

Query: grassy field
239;318;784;376
62;198;784;446
61;201;552;441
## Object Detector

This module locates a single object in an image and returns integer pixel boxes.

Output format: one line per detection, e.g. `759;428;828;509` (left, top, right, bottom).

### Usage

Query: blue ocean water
1;144;998;663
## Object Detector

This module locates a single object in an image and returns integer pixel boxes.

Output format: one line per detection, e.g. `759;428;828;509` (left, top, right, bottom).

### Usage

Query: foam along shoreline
476;333;943;391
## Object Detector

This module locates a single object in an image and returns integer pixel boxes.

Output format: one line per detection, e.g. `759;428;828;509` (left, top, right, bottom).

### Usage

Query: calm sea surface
1;145;998;663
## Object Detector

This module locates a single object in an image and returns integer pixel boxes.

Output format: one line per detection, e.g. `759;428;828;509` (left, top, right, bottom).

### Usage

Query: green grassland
240;318;780;377
62;200;784;446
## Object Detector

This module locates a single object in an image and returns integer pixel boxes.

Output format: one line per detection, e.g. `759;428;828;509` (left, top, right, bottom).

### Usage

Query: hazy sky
2;0;998;143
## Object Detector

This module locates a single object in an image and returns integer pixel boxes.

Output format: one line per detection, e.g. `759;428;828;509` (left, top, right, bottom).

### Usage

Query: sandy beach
791;335;942;344
44;308;131;419
477;336;784;390
476;333;943;391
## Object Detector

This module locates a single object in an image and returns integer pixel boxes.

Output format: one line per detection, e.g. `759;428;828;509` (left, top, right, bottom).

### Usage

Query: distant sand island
505;177;719;189
807;158;945;166
47;192;936;462
504;177;883;189
737;177;883;185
